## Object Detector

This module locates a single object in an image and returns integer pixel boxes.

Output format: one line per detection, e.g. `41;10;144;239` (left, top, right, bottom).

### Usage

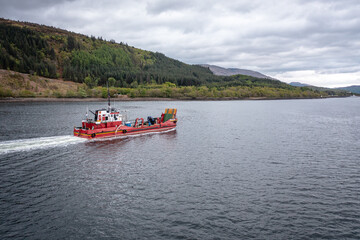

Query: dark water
0;98;359;239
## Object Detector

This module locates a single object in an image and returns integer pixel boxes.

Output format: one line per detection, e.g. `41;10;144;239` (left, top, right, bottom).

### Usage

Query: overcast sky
1;0;360;87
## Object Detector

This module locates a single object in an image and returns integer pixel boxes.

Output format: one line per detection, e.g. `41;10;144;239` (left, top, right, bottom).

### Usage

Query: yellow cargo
163;108;177;122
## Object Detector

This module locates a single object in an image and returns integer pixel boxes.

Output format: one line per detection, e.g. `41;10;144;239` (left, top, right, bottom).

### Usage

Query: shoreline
0;97;178;103
0;96;348;103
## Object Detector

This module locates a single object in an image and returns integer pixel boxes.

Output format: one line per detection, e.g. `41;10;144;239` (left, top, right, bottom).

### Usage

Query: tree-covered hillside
0;22;57;78
0;18;218;87
0;18;349;99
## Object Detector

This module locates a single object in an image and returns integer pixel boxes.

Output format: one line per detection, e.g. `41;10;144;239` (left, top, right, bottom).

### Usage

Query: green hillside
336;85;360;94
0;18;217;87
0;18;346;99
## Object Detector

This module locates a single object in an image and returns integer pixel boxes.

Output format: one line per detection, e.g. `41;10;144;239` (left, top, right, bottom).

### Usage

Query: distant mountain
290;82;360;94
200;64;275;79
289;82;311;87
335;85;360;94
289;82;351;96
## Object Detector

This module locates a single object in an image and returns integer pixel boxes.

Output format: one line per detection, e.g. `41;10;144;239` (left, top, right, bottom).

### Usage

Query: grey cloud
0;0;74;12
146;0;194;14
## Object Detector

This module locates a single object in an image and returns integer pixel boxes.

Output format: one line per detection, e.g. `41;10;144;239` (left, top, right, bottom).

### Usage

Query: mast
107;81;110;112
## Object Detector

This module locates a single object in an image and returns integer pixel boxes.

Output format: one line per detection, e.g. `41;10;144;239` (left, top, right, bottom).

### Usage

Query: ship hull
74;121;176;139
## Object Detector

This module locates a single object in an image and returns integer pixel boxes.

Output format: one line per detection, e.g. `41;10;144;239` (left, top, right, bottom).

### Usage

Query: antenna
86;106;88;119
107;81;110;111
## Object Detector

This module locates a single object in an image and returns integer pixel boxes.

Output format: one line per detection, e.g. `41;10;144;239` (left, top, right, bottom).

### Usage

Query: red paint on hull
74;121;177;139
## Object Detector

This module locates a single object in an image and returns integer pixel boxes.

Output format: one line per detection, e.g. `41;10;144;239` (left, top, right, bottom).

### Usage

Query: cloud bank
1;0;360;87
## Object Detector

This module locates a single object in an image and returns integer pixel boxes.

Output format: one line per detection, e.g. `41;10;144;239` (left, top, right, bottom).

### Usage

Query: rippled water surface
1;98;359;239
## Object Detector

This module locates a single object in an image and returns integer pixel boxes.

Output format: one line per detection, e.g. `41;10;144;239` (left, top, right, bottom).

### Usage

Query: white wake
0;128;176;154
0;135;87;155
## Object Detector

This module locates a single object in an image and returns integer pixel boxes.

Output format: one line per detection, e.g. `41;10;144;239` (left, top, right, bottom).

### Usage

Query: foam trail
0;135;87;155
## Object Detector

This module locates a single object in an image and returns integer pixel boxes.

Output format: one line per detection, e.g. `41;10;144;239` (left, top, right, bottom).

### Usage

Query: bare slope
200;64;275;79
0;69;82;97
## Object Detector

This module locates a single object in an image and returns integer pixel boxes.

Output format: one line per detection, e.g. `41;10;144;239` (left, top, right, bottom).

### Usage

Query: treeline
0;72;325;99
61;43;217;87
146;52;218;86
37;82;324;99
208;74;295;89
119;83;324;99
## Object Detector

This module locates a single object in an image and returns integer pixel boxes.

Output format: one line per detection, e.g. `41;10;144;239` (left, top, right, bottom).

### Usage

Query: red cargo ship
74;88;177;139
